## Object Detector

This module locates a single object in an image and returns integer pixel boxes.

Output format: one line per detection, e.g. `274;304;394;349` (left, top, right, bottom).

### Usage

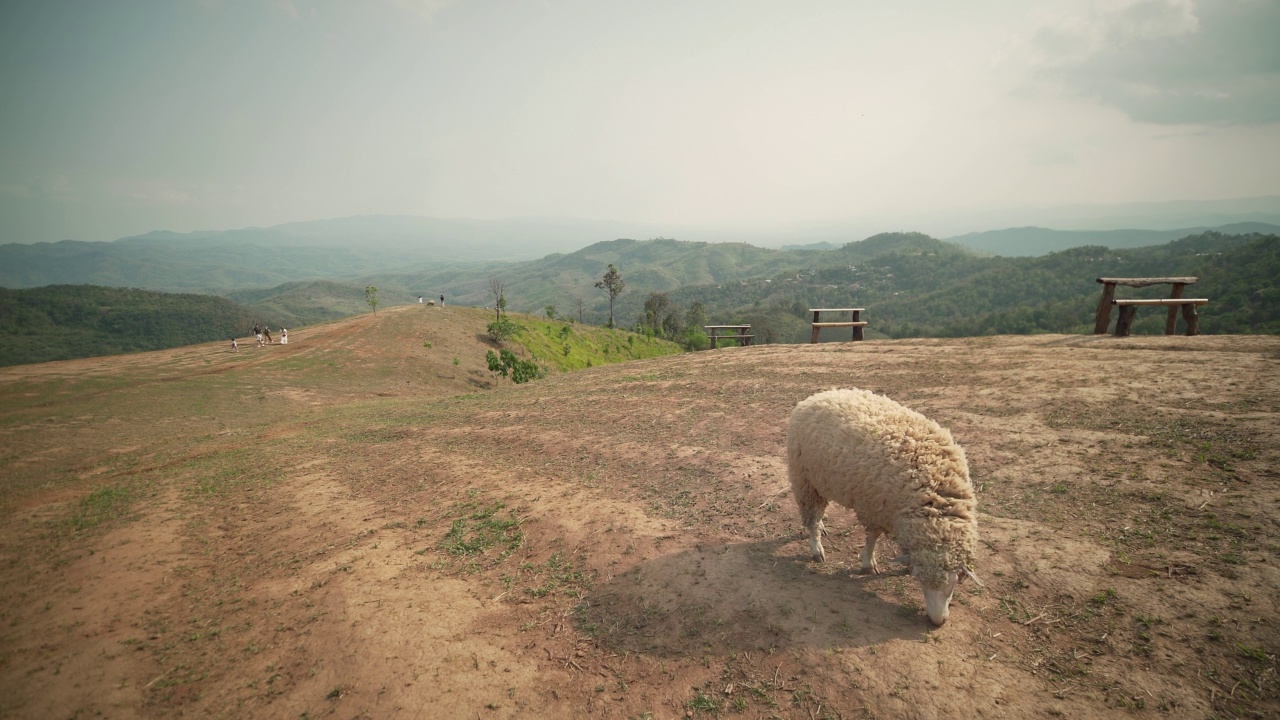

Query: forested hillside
224;280;376;328
611;232;1279;343
4;231;1273;368
0;286;258;366
945;222;1280;256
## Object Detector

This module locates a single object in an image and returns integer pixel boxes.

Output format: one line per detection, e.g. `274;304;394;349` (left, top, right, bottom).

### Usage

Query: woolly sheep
788;388;981;625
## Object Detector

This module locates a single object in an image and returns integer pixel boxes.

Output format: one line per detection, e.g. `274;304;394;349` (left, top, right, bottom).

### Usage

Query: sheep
787;388;981;625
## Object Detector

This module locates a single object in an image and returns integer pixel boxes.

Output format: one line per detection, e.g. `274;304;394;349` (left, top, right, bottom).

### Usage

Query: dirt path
1;312;1277;719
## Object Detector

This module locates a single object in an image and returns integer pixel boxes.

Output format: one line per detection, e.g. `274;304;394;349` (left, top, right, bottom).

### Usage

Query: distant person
232;338;239;352
280;328;288;345
418;296;423;304
440;294;445;306
263;325;274;344
254;323;263;347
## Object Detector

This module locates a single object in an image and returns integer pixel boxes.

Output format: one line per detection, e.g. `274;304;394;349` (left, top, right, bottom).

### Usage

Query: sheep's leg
860;530;882;574
795;485;829;562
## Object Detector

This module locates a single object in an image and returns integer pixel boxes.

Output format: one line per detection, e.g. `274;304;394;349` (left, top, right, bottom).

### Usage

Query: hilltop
1;310;1277;719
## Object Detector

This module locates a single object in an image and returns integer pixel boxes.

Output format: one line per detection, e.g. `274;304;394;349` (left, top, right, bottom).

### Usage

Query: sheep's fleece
787;388;980;625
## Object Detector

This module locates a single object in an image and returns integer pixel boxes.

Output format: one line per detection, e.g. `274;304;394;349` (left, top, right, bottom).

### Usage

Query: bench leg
1114;305;1137;337
810;312;821;344
852;310;864;341
1165;282;1185;335
1182;303;1200;336
1094;283;1117;334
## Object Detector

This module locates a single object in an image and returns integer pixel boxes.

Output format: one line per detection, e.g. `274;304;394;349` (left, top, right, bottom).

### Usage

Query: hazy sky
2;0;1279;243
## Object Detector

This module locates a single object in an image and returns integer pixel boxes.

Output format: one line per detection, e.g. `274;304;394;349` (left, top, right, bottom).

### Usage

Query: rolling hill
946;222;1280;256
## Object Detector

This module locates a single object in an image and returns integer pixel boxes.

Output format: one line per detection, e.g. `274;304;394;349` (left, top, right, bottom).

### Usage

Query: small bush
487;318;521;342
682;330;710;351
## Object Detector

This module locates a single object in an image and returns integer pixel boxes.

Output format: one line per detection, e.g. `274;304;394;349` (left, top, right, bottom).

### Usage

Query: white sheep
788;388;981;625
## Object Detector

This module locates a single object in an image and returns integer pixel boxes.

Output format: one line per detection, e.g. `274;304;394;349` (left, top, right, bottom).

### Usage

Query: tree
544;304;557;320
485;348;540;384
642;292;681;338
488;277;506;322
365;286;379;315
685;300;708;330
574;296;586;323
643;292;672;334
594;264;625;328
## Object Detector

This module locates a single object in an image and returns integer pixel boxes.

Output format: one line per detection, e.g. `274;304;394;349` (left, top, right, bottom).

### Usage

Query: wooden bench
705;325;754;349
809;308;868;343
1112;298;1209;337
1093;277;1208;336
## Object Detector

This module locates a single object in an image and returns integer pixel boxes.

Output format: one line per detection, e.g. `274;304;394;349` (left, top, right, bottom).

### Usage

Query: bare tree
574;296;586;323
488;277;506;321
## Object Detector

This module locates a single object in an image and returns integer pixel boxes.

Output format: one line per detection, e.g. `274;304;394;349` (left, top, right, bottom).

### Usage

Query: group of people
418;294;445;306
232;322;287;351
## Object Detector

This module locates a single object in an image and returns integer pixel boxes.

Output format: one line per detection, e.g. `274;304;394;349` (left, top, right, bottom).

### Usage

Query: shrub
487;318;521;342
486;348;542;384
682;329;710;351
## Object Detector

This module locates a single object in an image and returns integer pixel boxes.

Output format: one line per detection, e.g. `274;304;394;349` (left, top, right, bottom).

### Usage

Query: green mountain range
945;222;1280;256
2;226;1276;367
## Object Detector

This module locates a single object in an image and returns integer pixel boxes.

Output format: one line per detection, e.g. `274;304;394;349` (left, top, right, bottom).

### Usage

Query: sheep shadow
575;538;928;657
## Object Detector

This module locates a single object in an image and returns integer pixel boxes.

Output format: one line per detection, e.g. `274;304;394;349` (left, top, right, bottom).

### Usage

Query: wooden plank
1094;281;1116;334
1112;299;1209;306
810;322;870;328
704;325;751;329
1096;277;1198;287
807;308;865;313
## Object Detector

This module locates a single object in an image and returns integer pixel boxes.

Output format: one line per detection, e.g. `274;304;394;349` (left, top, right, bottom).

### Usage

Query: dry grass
1;311;1277;718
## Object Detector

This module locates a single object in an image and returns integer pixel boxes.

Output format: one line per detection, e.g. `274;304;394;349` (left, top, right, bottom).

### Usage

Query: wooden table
704;325;754;349
809;308;868;343
1093;277;1208;336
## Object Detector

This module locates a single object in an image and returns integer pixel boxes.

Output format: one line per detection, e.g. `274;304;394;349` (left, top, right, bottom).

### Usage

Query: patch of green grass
1237;643;1271;662
499;313;683;373
687;689;721;713
442;502;523;557
527;552;594;598
69;484;133;530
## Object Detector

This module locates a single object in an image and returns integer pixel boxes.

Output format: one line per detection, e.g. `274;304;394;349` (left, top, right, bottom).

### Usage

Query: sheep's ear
962;565;984;587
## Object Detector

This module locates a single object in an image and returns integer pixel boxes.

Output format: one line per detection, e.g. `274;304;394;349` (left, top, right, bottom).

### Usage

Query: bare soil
1;305;1277;719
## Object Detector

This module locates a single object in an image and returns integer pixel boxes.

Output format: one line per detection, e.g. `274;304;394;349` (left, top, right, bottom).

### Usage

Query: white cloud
380;0;458;23
1013;0;1280;125
2;177;81;203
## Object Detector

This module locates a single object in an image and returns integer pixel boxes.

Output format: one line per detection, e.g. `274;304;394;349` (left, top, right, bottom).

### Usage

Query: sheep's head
910;553;982;626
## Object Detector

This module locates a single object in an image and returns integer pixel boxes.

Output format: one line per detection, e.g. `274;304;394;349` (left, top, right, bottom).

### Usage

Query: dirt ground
1;305;1277;719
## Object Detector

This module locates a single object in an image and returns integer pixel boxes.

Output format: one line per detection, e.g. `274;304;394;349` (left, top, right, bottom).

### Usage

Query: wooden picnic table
808;308;868;343
1093;277;1208;336
704;325;754;349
